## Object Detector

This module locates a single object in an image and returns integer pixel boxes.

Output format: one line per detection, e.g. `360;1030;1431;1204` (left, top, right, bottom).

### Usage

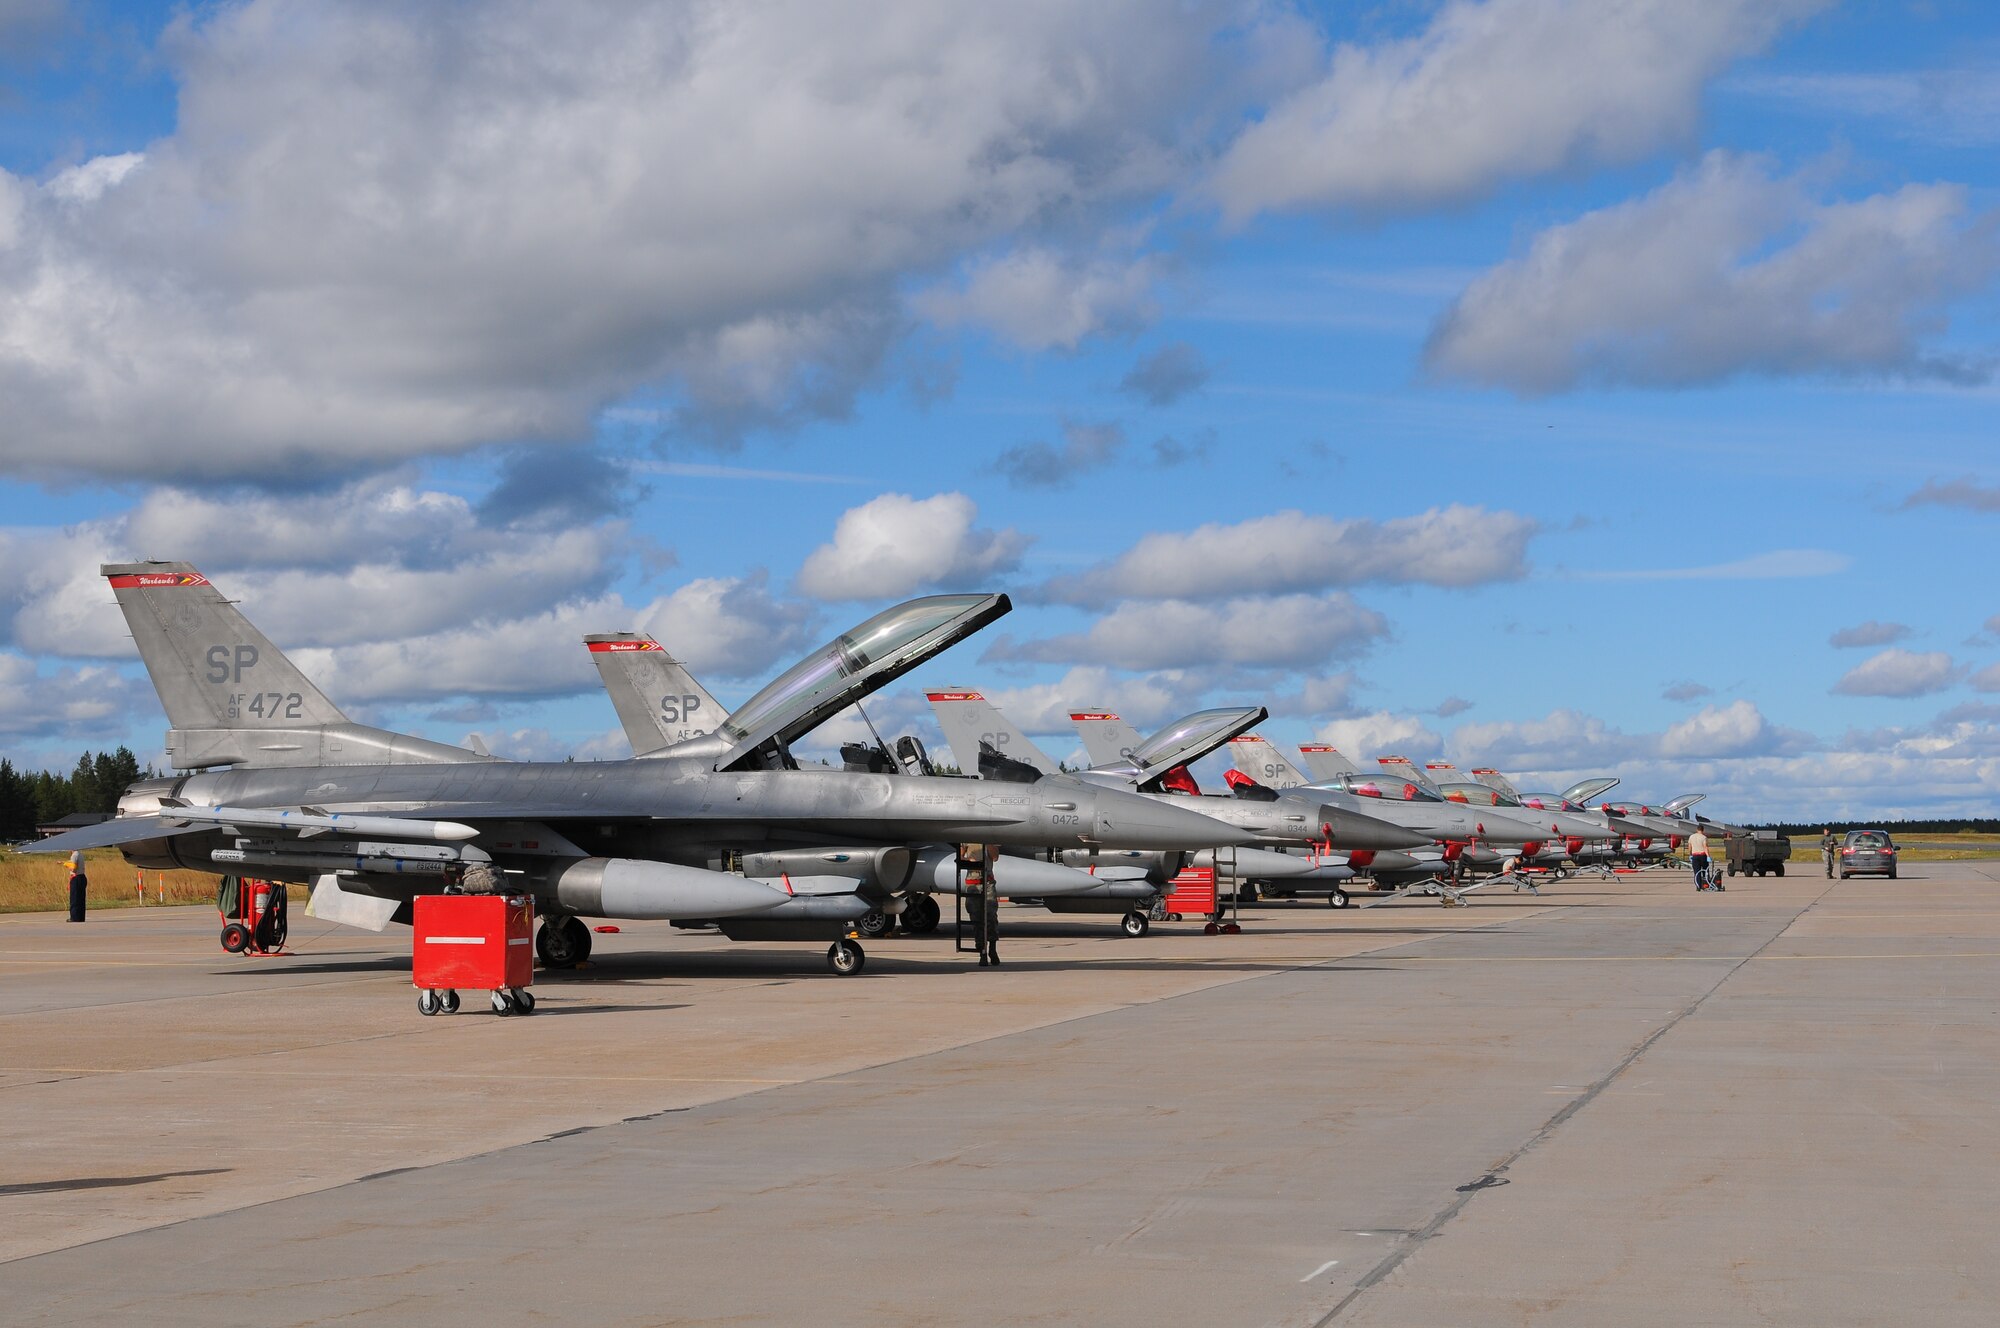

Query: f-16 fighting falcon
29;564;1250;975
582;632;1159;938
929;691;1433;921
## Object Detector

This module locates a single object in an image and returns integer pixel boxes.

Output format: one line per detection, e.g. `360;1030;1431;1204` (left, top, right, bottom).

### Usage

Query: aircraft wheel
536;915;593;969
491;990;515;1016
416;989;441;1016
827;940;865;975
1120;910;1150;938
902;896;941;935
1328;889;1351;909
441;989;461;1014
220;923;252;954
512;988;536;1015
855;910;891;939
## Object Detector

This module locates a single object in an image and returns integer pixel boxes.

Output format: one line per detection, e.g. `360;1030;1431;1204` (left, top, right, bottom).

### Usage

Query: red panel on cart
1164;866;1215;915
413;895;534;990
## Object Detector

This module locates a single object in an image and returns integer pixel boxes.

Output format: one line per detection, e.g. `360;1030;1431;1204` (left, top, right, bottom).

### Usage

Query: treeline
0;749;150;841
1760;818;2000;836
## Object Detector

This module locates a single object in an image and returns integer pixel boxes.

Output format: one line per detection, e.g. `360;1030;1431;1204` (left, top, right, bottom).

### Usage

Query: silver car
1837;829;1898;879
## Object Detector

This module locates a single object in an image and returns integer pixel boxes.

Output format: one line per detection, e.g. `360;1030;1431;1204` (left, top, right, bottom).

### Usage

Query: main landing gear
535;914;593;968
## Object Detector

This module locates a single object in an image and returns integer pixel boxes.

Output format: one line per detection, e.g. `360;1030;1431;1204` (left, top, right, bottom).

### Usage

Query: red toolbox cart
1162;866;1216;923
413;894;536;1017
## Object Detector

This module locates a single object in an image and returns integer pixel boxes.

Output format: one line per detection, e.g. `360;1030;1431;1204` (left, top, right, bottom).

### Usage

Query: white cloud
640;573;819;680
1829;620;1911;649
1966;662;2000;694
1426;153;2000;393
1211;0;1820;221
0;653;127;745
1660;699;1773;758
1045;505;1536;606
1831;648;1963;698
1578;548;1851;581
794;492;1028;600
993;592;1388;670
913;248;1163;351
1448;708;1648;769
1313;710;1443;764
0;0;1249;480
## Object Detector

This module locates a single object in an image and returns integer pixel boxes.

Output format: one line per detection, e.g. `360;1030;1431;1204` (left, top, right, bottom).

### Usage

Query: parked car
1838;830;1898;879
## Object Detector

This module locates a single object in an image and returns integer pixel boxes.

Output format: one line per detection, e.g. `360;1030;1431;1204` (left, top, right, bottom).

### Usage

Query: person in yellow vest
66;848;87;921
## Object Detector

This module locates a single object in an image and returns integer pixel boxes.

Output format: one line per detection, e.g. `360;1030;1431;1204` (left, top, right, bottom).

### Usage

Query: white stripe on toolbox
423;936;485;945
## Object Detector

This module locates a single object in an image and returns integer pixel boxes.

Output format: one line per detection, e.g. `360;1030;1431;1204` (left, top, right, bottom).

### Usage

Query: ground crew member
66;848;87;922
1688;828;1711;891
960;843;1001;967
1821;827;1838;878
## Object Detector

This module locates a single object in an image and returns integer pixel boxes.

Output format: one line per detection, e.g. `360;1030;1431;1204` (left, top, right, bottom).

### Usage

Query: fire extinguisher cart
216;875;290;955
413;894;537;1016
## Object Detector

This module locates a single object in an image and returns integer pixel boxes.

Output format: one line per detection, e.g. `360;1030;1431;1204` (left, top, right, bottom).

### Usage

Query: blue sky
1;0;1997;819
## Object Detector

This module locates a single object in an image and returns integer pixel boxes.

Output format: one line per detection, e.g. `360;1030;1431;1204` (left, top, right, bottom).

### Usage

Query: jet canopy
712;593;1009;770
1119;706;1266;790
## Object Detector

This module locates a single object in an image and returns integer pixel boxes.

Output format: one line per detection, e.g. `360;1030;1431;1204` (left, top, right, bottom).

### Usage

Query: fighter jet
31;563;1248;975
929;692;1433;921
1467;771;1672;867
1421;761;1617;861
582;632;1164;937
1068;709;1428;899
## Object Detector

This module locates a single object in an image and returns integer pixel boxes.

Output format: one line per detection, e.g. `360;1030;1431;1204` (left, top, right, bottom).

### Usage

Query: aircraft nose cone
1316;803;1433;851
1091;790;1253;849
1477;811;1557;844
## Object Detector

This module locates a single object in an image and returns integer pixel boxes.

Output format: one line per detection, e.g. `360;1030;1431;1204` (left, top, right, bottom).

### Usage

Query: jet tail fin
1226;734;1309;788
103;562;485;769
1069;709;1144;768
585;633;724;756
1296;744;1359;782
1377;755;1440;793
925;690;1059;777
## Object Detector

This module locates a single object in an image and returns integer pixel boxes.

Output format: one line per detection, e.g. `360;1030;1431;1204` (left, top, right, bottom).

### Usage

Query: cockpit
1318;774;1444;802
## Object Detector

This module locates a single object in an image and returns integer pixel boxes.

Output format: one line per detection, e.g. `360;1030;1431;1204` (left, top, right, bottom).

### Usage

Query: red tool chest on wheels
412;894;537;1017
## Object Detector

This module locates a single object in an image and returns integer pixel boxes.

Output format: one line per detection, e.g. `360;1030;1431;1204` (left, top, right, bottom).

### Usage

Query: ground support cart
413;894;536;1016
216;875;289;955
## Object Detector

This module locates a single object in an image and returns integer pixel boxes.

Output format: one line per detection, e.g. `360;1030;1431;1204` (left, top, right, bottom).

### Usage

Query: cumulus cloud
1426;153;2000;393
1210;0;1820;220
1312;711;1443;764
991;592;1388;670
1659;699;1776;758
1045;505;1536;605
1661;680;1713;702
1119;342;1210;405
794;492;1029;600
1829;619;1911;649
0;1;1249;481
640;572;818;679
1902;477;2000;513
992;420;1127;489
1448;708;1648;769
1831;648;1963;698
1970;662;2000;694
914;248;1163;351
0;653;126;745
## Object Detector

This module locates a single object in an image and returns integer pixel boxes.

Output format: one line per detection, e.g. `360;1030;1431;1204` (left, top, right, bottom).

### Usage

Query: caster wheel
440;989;461;1014
1120;910;1149;938
220;923;251;954
491;990;514;1017
417;989;441;1016
1328;889;1350;909
512;989;535;1015
1168;913;1183;923
827;940;865;975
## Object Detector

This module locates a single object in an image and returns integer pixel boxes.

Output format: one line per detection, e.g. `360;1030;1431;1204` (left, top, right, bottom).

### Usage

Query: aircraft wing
21;816;212;853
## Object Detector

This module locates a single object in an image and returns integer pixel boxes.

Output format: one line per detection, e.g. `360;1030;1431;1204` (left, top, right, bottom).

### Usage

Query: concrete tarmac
4;863;1997;1325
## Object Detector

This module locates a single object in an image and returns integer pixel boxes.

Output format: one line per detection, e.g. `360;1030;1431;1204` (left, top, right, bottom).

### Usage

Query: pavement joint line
1310;875;1842;1328
0;1066;803;1083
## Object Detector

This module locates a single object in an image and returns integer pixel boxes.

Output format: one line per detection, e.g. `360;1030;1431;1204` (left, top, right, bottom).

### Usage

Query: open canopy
712;593;1009;770
1121;705;1266;789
